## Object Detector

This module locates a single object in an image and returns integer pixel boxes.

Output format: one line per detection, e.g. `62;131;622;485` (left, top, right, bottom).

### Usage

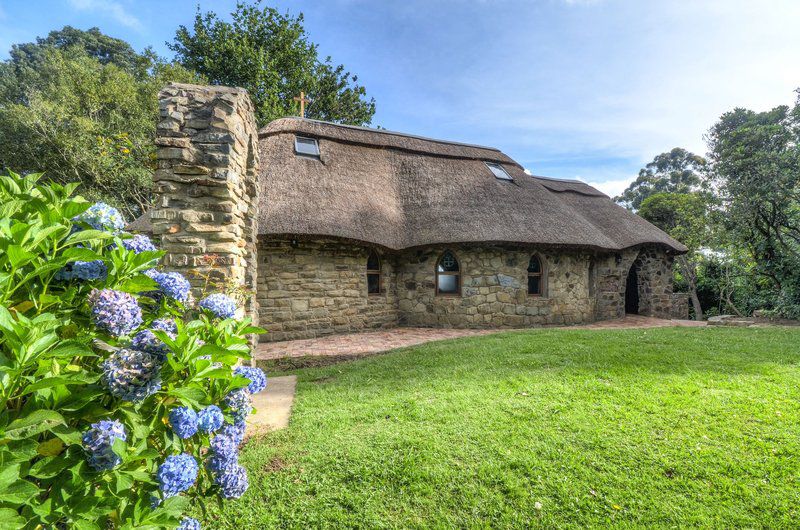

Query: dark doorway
625;265;639;314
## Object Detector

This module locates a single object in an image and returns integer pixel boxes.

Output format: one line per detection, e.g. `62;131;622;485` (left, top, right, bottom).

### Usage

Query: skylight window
485;162;513;181
295;136;320;157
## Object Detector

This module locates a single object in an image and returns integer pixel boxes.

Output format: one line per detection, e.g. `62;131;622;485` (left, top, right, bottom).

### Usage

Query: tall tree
616;148;706;210
0;27;198;218
169;1;376;127
639;192;710;320
705;101;800;317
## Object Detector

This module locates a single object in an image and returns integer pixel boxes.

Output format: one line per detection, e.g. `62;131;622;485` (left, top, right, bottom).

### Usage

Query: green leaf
0;463;20;489
4;409;66;440
0;508;25;529
6;244;34;267
65;229;113;246
0;478;40;504
37;437;65;457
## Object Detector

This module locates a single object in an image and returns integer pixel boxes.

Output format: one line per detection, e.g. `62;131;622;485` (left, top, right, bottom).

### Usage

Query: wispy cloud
68;0;142;30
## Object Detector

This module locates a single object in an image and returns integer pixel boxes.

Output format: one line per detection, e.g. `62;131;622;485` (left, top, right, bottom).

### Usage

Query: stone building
131;83;689;342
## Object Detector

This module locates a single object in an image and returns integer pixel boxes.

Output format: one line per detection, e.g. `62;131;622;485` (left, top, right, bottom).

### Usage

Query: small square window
295;136;320;157
485;162;513;181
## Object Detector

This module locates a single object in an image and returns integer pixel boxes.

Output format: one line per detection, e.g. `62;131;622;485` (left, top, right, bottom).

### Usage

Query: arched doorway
625;265;639;314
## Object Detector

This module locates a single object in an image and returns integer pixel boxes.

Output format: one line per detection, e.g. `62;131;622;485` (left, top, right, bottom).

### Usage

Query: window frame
527;254;545;297
294;135;320;158
485;161;513;181
435;250;461;297
366;250;382;295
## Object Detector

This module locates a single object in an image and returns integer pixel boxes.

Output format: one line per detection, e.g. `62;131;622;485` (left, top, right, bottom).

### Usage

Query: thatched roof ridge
259;117;516;165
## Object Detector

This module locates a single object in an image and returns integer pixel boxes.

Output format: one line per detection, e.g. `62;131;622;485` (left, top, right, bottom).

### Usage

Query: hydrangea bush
0;172;267;529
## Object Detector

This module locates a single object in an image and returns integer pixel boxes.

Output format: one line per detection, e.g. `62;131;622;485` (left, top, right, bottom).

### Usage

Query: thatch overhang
254;118;687;254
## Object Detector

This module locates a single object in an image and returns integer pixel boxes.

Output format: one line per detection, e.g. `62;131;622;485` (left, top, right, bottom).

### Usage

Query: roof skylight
295;136;320;157
485;162;513;181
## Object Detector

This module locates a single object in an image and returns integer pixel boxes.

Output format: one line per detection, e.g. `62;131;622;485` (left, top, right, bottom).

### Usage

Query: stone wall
257;238;399;341
593;245;685;320
395;245;594;328
152;83;260;320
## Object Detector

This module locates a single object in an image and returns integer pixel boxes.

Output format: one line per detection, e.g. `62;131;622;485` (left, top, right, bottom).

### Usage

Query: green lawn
205;327;800;528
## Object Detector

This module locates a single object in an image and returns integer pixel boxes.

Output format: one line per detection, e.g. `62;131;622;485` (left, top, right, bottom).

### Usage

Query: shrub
0;171;266;529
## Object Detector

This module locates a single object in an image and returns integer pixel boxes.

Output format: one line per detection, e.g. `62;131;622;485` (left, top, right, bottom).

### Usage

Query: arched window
367;250;381;295
436;250;461;296
528;255;544;296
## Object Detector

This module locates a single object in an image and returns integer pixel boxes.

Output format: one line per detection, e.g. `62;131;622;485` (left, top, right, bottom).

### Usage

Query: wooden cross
293;91;310;117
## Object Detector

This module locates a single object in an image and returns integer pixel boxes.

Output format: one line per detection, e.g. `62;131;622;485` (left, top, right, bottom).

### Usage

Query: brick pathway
256;316;705;361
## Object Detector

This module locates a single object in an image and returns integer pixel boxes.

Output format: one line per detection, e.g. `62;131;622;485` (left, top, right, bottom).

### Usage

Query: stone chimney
152;83;259;321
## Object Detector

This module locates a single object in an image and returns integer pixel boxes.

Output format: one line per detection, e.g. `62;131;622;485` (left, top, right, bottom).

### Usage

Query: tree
0;27;199;218
616;148;706;210
705;101;800;318
169;1;376;127
639;192;710;320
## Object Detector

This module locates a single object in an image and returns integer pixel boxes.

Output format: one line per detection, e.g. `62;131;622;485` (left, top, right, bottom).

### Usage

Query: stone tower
151;83;260;321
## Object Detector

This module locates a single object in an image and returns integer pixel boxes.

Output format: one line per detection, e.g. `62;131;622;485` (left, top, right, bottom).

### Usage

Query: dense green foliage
706;102;800;318
169;2;376;127
0;27;199;220
211;326;800;528
0;171;262;528
615;148;706;210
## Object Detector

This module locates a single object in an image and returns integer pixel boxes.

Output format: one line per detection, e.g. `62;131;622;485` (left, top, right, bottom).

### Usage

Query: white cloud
576;176;633;198
68;0;142;30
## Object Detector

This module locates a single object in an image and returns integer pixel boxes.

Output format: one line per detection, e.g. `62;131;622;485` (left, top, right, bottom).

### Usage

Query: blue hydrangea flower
102;348;162;402
197;405;224;433
122;234;158;254
131;318;177;360
88;289;143;336
207;429;240;474
81;419;127;471
224;388;252;423
54;260;107;281
75;202;125;232
177;517;201;530
198;293;237;319
153;271;192;303
219;420;246;446
234;366;267;394
214;462;249;499
157;454;199;498
169;406;199;439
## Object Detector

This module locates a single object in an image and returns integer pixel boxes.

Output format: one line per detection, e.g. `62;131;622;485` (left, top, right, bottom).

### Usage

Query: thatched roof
254;118;687;253
130;117;686;253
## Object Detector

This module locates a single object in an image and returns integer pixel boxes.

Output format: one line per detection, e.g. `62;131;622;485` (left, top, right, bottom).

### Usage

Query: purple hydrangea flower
234;366;267;394
169;406;199;439
55;260;107;281
198;293;237;319
197;405;224;433
88;289;143;336
214;462;249;499
207;432;239;475
81;419;127;471
219;420;246;446
131;318;177;360
122;234;157;254
75;202;125;232
224;388;252;423
177;518;201;530
153;271;192;303
157;454;198;498
102;348;162;402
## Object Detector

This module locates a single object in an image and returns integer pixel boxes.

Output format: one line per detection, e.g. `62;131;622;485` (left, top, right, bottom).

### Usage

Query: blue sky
1;0;799;195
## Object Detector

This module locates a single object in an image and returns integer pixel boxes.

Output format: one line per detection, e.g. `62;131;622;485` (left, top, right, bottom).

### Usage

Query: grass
205;326;800;528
